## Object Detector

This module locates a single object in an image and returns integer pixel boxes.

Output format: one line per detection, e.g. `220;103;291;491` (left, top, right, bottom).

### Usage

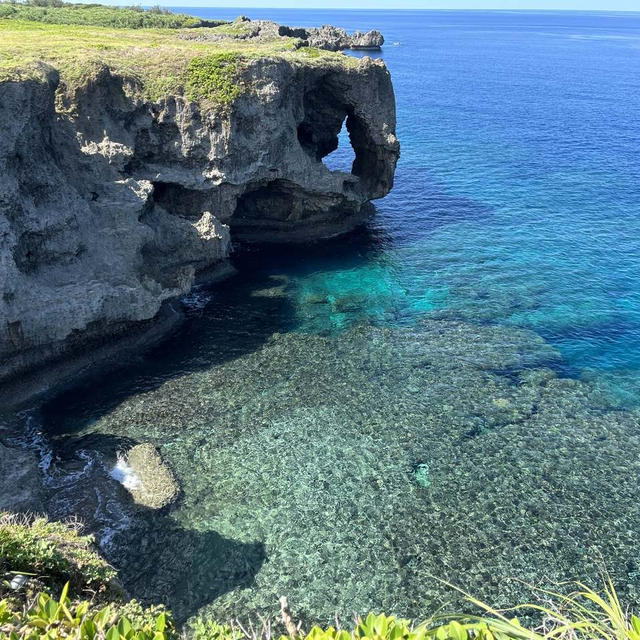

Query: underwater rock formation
16;319;640;622
0;53;398;396
112;443;179;510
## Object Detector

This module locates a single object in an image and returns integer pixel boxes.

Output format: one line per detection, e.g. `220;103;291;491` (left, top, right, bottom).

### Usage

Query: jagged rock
302;25;385;51
0;443;43;512
181;19;385;51
0;54;398;396
349;30;384;50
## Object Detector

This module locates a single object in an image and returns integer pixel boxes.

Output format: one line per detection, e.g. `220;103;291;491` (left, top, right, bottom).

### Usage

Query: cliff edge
0;9;399;399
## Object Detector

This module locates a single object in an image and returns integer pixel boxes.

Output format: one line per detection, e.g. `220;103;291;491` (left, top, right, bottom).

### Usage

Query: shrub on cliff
0;513;116;597
185;53;242;104
0;2;210;28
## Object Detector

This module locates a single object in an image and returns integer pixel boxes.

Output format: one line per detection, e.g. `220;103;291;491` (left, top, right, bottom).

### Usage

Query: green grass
0;513;116;597
209;21;254;37
0;4;350;105
0;2;217;29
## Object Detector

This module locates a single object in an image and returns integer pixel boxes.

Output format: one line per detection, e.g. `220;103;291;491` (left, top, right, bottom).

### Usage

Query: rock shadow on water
39;223;391;435
5;424;267;626
113;512;266;625
39;270;296;436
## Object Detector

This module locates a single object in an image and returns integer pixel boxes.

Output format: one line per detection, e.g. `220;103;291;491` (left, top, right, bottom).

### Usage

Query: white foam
109;455;141;491
8;409;95;488
181;286;212;311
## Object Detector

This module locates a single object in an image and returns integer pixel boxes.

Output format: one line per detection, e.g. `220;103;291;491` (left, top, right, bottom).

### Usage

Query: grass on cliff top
0;2;216;29
0;513;116;599
0;4;353;105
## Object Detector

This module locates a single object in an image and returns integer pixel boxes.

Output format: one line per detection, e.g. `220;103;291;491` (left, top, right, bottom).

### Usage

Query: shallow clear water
4;8;640;627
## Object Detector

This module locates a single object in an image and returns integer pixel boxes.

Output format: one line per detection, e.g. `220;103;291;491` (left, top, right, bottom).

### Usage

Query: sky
91;0;640;10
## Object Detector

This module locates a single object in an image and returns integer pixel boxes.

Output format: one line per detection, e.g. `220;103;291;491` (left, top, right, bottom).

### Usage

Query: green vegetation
0;2;347;105
0;2;214;30
0;584;173;640
2;512;640;640
185;53;242;104
0;514;116;597
4;581;640;640
209;21;253;37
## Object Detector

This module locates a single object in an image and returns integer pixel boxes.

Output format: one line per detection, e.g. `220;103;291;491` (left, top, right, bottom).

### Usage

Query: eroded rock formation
183;17;385;51
0;55;398;397
278;24;385;51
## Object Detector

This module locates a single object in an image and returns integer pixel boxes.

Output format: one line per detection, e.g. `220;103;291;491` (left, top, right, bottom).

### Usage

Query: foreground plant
188;577;640;640
1;513;637;640
0;513;116;598
0;582;171;640
2;578;639;640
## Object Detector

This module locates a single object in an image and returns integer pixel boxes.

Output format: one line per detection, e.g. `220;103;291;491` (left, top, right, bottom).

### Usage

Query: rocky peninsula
0;5;399;405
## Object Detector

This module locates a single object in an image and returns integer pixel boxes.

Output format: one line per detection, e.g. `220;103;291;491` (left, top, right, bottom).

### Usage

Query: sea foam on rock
111;444;179;510
112;444;179;510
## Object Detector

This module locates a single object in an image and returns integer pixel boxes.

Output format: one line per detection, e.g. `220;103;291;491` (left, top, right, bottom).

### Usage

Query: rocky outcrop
183;17;385;51
279;24;385;51
0;54;398;397
111;443;179;510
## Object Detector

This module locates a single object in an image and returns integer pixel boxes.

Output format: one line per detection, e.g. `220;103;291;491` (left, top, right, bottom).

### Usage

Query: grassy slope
0;2;211;29
0;3;350;104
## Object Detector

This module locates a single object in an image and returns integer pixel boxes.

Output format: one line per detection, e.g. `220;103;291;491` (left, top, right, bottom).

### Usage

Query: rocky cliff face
0;55;398;395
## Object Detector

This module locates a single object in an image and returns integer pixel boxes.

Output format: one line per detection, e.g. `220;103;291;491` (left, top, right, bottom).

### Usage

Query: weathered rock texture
183;17;385;51
118;443;180;510
280;24;385;51
0;55;398;393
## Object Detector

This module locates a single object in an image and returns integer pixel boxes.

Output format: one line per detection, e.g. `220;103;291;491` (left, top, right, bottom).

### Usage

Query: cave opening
152;182;211;221
296;106;379;193
321;117;356;174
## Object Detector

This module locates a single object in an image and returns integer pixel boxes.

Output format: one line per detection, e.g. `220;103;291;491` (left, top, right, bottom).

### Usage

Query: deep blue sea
8;8;640;627
191;7;640;403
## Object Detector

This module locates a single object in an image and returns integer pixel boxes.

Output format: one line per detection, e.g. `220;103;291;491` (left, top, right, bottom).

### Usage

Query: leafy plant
0;583;173;640
0;513;116;595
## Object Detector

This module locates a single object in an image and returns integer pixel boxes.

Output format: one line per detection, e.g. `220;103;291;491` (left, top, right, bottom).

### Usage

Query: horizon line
152;4;640;12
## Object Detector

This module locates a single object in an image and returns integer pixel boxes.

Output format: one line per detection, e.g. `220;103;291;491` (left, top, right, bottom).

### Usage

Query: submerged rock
115;443;179;510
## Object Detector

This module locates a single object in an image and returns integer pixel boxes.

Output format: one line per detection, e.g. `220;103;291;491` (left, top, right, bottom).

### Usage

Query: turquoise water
5;8;640;627
201;8;640;401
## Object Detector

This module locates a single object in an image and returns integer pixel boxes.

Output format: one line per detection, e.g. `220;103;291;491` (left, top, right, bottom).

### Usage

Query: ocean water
4;8;640;627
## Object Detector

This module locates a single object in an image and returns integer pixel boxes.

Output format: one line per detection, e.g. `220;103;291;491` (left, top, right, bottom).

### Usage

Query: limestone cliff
0;55;398;395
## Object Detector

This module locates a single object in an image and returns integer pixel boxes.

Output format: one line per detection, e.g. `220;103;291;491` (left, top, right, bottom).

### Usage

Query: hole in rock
322;118;356;174
234;179;298;222
152;182;211;221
